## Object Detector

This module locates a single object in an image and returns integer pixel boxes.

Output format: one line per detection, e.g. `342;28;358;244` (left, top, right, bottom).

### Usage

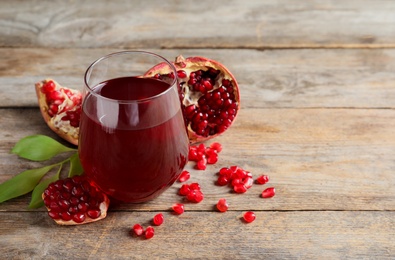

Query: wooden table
1;1;394;259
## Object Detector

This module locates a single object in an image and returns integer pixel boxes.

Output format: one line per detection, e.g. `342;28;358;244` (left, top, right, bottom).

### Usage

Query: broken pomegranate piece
35;79;82;145
42;175;109;225
144;56;240;143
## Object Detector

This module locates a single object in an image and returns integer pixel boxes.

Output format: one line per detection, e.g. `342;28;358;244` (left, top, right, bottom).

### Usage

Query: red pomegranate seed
48;211;60;220
179;184;191;196
207;154;218;164
132;224;144;236
210;142;222;153
217;175;229;186
186;190;204;203
178;170;190;182
172;203;185;215
216;198;229;212
261;187;276;198
41;80;56;93
196;157;207;170
243;211;256;223
243;176;254;189
233;183;248;194
87;209;101;219
153;213;164;226
72;213;86;223
177;70;187;78
256;175;270;185
189;182;201;191
145;226;155;239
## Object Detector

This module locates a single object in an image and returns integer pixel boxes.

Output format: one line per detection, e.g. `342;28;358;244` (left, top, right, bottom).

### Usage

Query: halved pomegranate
145;56;240;143
35;79;82;145
42;175;110;225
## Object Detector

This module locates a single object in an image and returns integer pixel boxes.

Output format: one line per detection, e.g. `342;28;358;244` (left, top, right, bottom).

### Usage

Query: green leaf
0;165;54;203
11;135;76;161
29;165;62;209
68;153;84;177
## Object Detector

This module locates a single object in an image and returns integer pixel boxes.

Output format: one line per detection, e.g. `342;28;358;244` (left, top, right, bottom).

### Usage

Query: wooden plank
0;211;393;259
1;48;395;108
1;108;394;211
0;0;395;49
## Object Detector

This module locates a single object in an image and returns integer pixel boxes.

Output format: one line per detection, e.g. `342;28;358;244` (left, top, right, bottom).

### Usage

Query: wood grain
1;0;395;49
1;48;395;108
1;108;393;212
0;211;393;259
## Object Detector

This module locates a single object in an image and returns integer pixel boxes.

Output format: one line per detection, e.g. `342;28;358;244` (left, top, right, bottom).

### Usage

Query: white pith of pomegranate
144;56;240;143
42;175;110;225
35;79;82;145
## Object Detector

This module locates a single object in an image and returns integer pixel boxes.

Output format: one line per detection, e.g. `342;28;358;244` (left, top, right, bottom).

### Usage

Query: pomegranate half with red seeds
35;79;82;145
42;175;110;225
145;55;240;143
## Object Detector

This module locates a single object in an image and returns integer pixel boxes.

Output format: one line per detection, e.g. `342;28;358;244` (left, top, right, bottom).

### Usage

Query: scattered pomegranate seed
216;198;229;212
153;213;164;226
243;211;256;223
256;175;270;185
261;187;276;198
178;170;191;182
172;203;185;215
132;224;144;236
145;226;155;239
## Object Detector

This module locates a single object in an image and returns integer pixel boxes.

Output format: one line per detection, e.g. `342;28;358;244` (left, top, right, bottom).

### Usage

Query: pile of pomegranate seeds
178;183;204;203
43;175;108;225
216;166;254;194
188;142;222;170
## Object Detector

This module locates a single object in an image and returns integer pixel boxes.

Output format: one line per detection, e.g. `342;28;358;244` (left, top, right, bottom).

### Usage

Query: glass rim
83;50;178;104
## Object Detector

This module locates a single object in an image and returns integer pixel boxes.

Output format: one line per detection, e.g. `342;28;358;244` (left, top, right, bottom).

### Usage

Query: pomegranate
144;56;240;143
42;175;110;225
35;79;82;145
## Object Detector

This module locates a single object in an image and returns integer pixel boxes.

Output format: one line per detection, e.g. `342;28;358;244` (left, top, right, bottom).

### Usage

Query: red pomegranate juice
79;77;189;203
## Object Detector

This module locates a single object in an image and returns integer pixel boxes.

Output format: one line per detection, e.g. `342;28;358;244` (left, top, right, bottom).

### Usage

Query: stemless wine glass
79;51;189;203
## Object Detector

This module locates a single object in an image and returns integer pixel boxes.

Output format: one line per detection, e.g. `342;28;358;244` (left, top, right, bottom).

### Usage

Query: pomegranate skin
145;55;240;144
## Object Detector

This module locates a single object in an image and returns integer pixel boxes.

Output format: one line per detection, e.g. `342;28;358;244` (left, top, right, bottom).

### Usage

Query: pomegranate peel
145;55;240;143
42;176;109;225
35;79;82;146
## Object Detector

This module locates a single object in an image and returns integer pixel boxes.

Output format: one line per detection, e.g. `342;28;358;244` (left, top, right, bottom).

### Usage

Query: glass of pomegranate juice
79;51;189;203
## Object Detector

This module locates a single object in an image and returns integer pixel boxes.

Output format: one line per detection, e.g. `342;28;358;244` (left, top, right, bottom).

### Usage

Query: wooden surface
0;0;394;259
